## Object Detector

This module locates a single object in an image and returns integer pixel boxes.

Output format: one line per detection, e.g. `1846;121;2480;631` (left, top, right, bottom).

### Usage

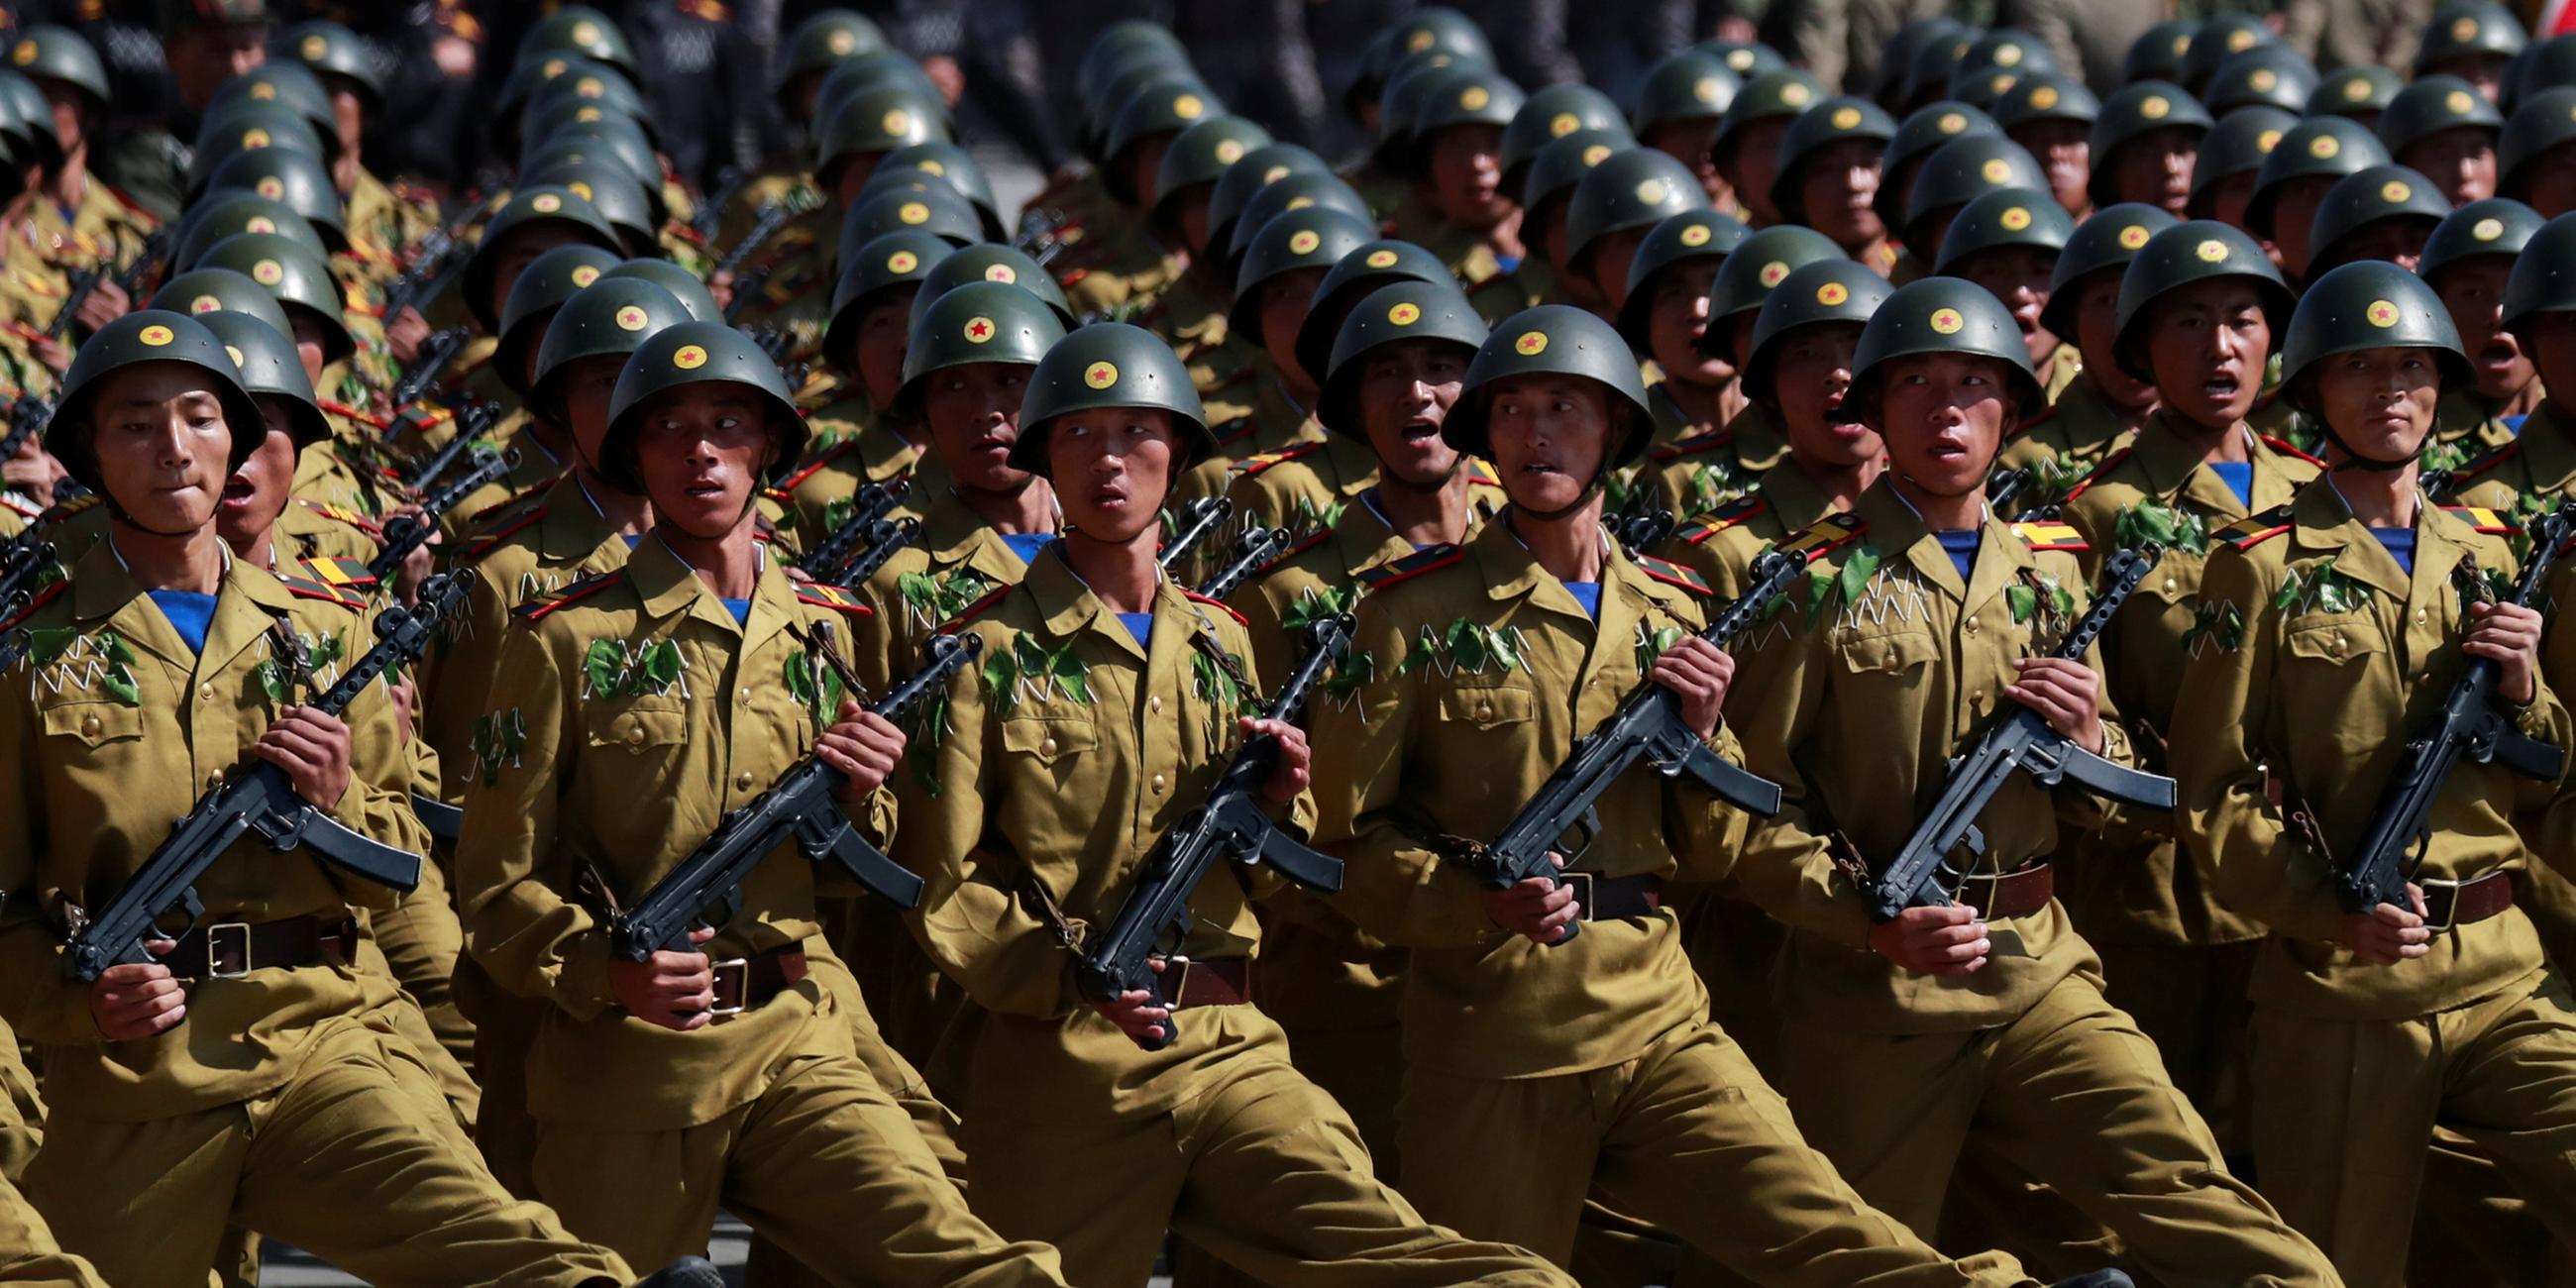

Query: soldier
2375;75;2503;207
1410;65;1528;302
2187;106;2298;233
1771;96;1899;273
191;231;392;520
1994;73;2097;221
2303;163;2450;275
2499;87;2576;218
2168;260;2576;1287
1709;70;1824;229
1562;149;1706;319
92;0;270;225
1936;187;2082;401
772;230;955;547
1899;136;2045;291
1511;128;1631;318
453;319;1067;1283
2417;199;2545;482
1629;51;1740;210
1615;209;1751;470
277;21;439;274
2246;115;2392;284
10;25;157;275
2446;212;2576;516
1637;223;1839;522
2201;48;2318;120
1132;114;1274;428
1997;203;2180;504
1878;102;2001;285
2313;66;2405;127
2415;2;2523;101
2086;82;2209;219
1053;74;1209;318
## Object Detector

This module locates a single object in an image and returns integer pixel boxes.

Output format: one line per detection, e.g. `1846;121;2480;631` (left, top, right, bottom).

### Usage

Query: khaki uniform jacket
1221;433;1383;552
777;425;937;553
2169;483;2572;1021
1657;462;1843;598
436;425;565;547
344;168;440;271
1995;375;2143;507
274;499;384;567
454;538;890;1130
1171;373;1322;512
1639;402;1789;522
1057;220;1183;318
0;544;421;1119
2037;340;2084;403
2423;387;2526;477
1731;483;2135;1033
2447;398;2576;517
849;487;1043;697
2058;419;2318;946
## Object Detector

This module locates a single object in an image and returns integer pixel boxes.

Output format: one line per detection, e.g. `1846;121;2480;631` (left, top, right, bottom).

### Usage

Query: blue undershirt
621;533;643;548
1116;611;1153;645
1564;582;1602;620
2372;528;2415;575
148;590;218;654
1003;531;1053;568
719;597;752;625
2209;461;2254;505
1935;530;1981;580
2505;414;2528;436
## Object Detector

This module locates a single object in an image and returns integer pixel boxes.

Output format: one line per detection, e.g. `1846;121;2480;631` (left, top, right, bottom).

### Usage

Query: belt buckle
204;921;253;978
2417;878;2462;933
708;958;750;1017
1559;871;1595;920
1162;956;1192;1011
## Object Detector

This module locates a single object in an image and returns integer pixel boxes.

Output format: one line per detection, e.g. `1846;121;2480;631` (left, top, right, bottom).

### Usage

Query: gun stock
371;446;514;581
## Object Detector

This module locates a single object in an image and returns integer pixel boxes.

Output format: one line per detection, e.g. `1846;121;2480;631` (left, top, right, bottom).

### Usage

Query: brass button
2161;577;2178;594
1882;648;1897;666
207;772;224;790
1966;616;1980;634
1151;773;1167;794
737;687;752;704
1039;736;1058;756
624;724;645;748
198;683;215;702
1476;700;1493;718
734;771;755;791
2414;609;2427;624
79;713;100;738
1148;695;1162;713
2334;631;2349;648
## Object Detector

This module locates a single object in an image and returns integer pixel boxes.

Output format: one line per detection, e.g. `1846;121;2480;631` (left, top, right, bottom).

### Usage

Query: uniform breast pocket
41;700;143;750
2284;618;2385;669
1001;716;1098;768
583;703;689;757
1435;684;1533;731
1836;627;1941;679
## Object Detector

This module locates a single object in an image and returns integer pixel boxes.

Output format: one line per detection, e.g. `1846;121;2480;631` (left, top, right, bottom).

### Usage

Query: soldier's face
2518;313;2576;406
217;400;298;548
326;83;366;161
2142;277;2271;431
1048;406;1177;542
286;312;331;384
2524;143;2576;218
1646;259;1730;387
1256;268;1327;383
1429;123;1512;230
1773;322;1878;467
2426;54;2510;103
2432;258;2534;401
923;361;1034;493
1796;139;1887;252
2010;120;2090;216
1953;245;2059;367
1876;352;2012;495
1531;194;1573;269
558;355;625;467
166;26;268;110
633;387;778;536
2071;271;2158;410
2330;217;2433;273
1643;119;1724;206
2201;170;2258;232
37;81;87;156
2400;128;2498;207
853;292;916;406
1719;118;1792;225
90;363;235;534
2108;128;2198;216
1483;374;1615;514
1585;228;1649;308
2268;175;2338;276
1354;338;1467;487
1126;136;1173;212
487;226;589;322
2312;346;2440;462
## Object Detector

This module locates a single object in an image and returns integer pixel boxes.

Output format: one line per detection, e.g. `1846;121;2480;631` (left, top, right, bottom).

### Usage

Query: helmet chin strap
2320;422;2417;474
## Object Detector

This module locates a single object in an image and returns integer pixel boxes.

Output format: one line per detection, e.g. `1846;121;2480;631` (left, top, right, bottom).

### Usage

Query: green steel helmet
1700;223;1846;352
895;281;1068;422
204;146;345;251
208;62;336;143
1959;29;2061;83
1696;38;1788;79
463;186;622;326
2417;2;2526;71
912;245;1076;331
1616;209;1750;348
1206;144;1331;257
1012;323;1213;473
2038;202;2180;339
1384;7;1495;66
172;193;323;270
1374;50;1488;168
2506;34;2576;110
813;84;950;185
151;266;293;337
600;322;806;494
1448;306;1655;470
2203;48;2319;116
2187;106;2299;218
521;154;657;256
281;20;381;108
2307;163;2451;271
526;110;664;201
1297;240;1453;384
1878;102;2001;227
1153;115;1273;215
1231;206;1375;342
2501;87;2576;201
1564;149;1707;271
2112;220;2294;379
1224;172;1372;272
1502;83;1625;197
1080;21;1186;104
876;142;1005;240
194;232;350;362
1743;259;1891;407
531;278;693;420
1769;96;1898;223
1632;51;1740;135
2279;260;2468;415
2181;14;2281;92
1993;73;2099;133
496;245;622;395
1851;275;2045;421
2123;20;2199;85
0;78;45;171
1104;77;1226;193
1933;186;2075;273
1904;135;2044;239
186;105;326;196
838;182;983;251
600;260;720;323
2312;64;2405;118
1950;63;2030;116
7;25;107;106
1520;126;1631;217
2246;116;2391;236
2087;82;2213;203
1898;27;1982;109
815;51;946;131
825;231;952;356
780;10;887;92
1319;279;1488;436
1710;69;1826;168
2376;74;2505;157
523;6;635;77
198;309;328;451
49;312;267;492
495;51;620;126
1883;20;1969;94
1409;65;1526;176
521;57;652;130
2501;212;2576;331
2419;197;2545;281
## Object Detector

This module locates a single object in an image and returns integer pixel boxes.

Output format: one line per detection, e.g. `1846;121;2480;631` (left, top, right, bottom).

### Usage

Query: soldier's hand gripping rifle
2337;504;2575;914
368;446;516;583
1156;496;1231;574
1192;526;1289;601
396;399;504;496
386;326;471;411
795;482;909;585
1866;544;2176;921
1074;613;1351;1048
608;628;978;959
1452;548;1813;945
62;573;469;982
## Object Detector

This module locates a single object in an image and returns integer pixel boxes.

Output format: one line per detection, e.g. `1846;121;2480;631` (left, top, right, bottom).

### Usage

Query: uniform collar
1756;460;1838;533
2514;399;2576;489
1021;542;1202;664
72;534;300;677
925;484;1055;569
2292;477;2431;603
2131;414;2307;518
629;531;796;656
1471;508;1660;623
1858;480;2032;608
535;473;623;561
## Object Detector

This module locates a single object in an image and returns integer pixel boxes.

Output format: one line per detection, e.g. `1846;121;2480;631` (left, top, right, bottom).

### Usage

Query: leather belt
1563;872;1664;921
2420;870;2514;931
1958;863;2054;920
164;915;357;979
708;944;809;1017
1164;957;1251;1011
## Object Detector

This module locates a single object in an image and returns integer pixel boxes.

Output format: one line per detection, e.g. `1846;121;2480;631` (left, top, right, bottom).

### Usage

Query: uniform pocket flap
2285;619;2383;664
1002;717;1098;764
585;705;689;752
1835;628;1940;675
40;700;142;747
1435;686;1534;728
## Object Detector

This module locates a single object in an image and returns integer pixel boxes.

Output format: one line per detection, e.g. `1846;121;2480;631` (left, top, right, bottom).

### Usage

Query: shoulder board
514;572;620;622
794;583;874;615
2259;435;2326;468
937;583;1015;633
0;493;39;520
2005;406;2060;439
274;567;368;609
1356;543;1463;590
470;479;554;525
40;493;102;525
460;506;545;563
1677;494;1766;546
2213;503;2296;551
1464;457;1501;486
299;497;383;535
1634;555;1711;594
293;556;379;590
2060;446;2133;503
317;398;389;431
1057;267;1089;287
775;439;859;491
1775;511;1869;562
1212;414;1257;447
1261;526;1333;575
1233;440;1326;477
1;578;66;633
1649;431;1732;463
2441;505;2516;535
1182;590;1249;626
2454;439;2522;480
2011;519;2089;552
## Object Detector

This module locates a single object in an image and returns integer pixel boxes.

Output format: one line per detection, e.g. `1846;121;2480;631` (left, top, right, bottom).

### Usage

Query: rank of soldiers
5;1;2576;1285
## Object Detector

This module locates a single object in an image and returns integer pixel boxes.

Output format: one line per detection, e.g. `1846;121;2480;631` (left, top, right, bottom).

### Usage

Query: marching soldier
2375;75;2502;208
1635;223;1836;522
2303;163;2451;276
1410;66;1529;303
2189;107;2298;236
10;25;157;273
1995;204;2179;508
1935;187;2084;402
1769;95;1899;273
2086;83;2209;220
2419;200;2548;486
1710;70;1824;230
2500;87;2576;219
1995;74;2097;222
1615;210;1751;469
772;230;955;548
2247;116;2392;287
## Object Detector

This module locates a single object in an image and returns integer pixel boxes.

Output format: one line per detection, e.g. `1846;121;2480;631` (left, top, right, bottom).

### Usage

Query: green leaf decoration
2113;498;2209;556
2183;600;2246;656
22;627;72;666
1288;495;1346;537
99;630;135;667
307;632;344;671
982;646;1022;717
1451;621;1491;673
2275;553;2373;617
2006;584;2037;624
786;650;847;728
469;710;528;787
1397;630;1439;677
1635;623;1683;674
2421;436;2472;475
1832;544;1881;615
585;638;627;697
643;639;683;690
1801;565;1837;624
101;667;139;706
1323;648;1377;702
1280;584;1358;634
819;495;855;536
1048;643;1093;705
256;660;286;705
1683;458;1750;517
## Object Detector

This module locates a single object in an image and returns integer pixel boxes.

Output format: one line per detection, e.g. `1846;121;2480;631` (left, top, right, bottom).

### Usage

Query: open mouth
682;478;727;500
218;478;253;510
1400;416;1444;444
2480;338;2520;370
2200;372;2242;401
